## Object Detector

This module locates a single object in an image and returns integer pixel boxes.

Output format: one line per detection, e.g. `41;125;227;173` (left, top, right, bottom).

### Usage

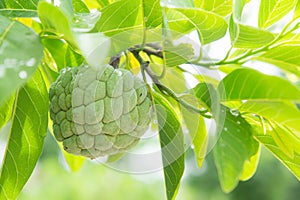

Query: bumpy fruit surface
49;65;152;158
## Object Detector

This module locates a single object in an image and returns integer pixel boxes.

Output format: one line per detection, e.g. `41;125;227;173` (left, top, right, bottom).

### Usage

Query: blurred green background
3;130;296;200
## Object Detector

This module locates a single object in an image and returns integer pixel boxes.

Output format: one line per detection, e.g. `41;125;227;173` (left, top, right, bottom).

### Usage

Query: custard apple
49;65;152;158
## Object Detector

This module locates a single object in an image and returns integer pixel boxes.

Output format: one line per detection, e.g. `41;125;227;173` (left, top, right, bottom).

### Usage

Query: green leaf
72;0;90;13
181;95;207;167
255;134;300;181
218;68;300;101
151;64;187;93
94;0;143;36
267;121;300;158
214;106;258;193
161;0;194;8
0;95;15;130
258;0;297;28
0;0;39;17
294;0;300;19
195;0;232;16
233;0;247;20
0;68;48;200
142;0;162;28
38;2;74;45
247;114;300;180
229;17;275;48
240;145;261;181
63;151;86;172
254;43;300;76
154;92;185;200
42;39;84;71
164;42;195;67
240;101;300;138
0;15;44;104
167;8;228;44
193;83;220;111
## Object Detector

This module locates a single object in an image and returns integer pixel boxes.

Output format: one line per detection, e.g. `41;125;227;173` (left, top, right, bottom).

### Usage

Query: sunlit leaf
167;8;228;44
240;144;261;181
38;2;74;45
195;0;232;16
233;0;247;20
181;95;207;167
218;68;300;101
254;43;300;76
164;42;195;67
0;0;39;17
63;150;86;172
258;0;297;28
230;17;275;48
150;64;186;93
0;68;48;199
240;101;300;140
72;0;90;13
247;113;300;181
0;95;15;130
294;0;300;19
0;15;44;104
94;0;143;36
255;134;300;180
142;0;162;28
161;0;194;8
154;92;185;200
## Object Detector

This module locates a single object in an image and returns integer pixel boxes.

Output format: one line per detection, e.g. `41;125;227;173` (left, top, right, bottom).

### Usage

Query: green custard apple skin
49;65;152;158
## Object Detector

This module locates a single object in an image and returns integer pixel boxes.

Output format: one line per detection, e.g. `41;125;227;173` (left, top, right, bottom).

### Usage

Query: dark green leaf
0;68;48;199
214;106;258;192
0;15;43;104
154;92;185;200
218;68;300;101
0;0;39;17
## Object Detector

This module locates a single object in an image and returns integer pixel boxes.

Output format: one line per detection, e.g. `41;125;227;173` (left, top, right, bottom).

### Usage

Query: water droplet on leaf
72;11;101;32
224;127;228;131
26;58;36;67
19;70;27;79
237;121;241;125
230;108;240;117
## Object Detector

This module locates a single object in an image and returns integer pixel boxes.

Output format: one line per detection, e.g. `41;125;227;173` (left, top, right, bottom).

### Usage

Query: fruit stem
129;49;212;118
